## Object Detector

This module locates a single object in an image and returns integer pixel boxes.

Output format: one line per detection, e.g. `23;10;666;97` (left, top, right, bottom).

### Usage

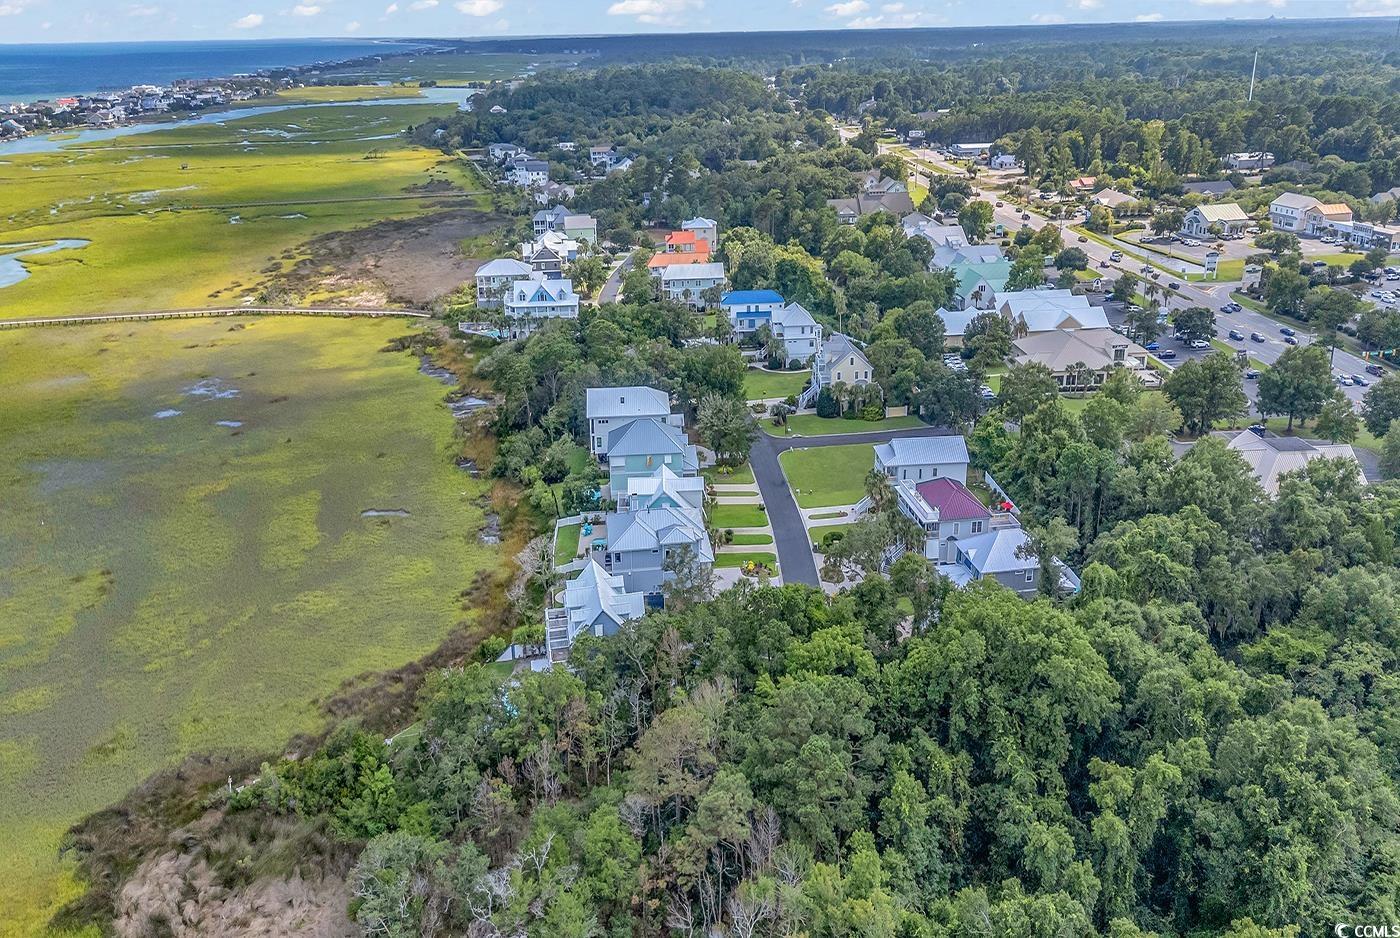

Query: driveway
597;248;635;305
749;424;959;586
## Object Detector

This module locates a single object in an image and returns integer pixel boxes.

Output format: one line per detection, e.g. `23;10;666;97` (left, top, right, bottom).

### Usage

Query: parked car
1352;375;1369;387
1190;339;1210;349
1244;264;1262;273
1157;349;1177;359
1145;341;1161;351
1338;375;1354;386
1251;332;1266;342
1244;369;1260;379
1229;330;1245;340
1367;363;1385;376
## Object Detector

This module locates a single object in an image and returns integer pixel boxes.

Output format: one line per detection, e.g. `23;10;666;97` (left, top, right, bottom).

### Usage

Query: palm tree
831;380;849;416
864;467;894;513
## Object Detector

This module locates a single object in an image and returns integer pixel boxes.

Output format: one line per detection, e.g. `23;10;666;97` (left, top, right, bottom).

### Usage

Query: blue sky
0;0;1386;44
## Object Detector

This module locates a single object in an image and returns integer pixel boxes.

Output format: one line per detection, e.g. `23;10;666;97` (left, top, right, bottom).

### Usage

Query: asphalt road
750;424;960;587
597;248;635;305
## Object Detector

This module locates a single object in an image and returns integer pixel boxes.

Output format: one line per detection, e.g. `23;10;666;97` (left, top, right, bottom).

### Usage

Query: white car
1338;375;1354;386
1246;226;1261;234
1244;264;1262;273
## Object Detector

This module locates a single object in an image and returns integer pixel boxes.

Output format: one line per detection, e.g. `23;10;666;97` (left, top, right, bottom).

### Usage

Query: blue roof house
719;289;785;337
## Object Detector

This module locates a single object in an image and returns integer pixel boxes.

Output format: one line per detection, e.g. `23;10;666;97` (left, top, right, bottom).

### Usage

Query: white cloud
232;11;265;26
881;1;904;9
1190;0;1285;7
825;0;868;14
127;4;161;15
455;0;501;12
292;3;322;14
607;0;701;22
0;0;35;14
1030;11;1065;21
1134;10;1163;18
384;1;398;9
1073;0;1101;8
345;18;361;29
1347;0;1398;12
410;0;437;8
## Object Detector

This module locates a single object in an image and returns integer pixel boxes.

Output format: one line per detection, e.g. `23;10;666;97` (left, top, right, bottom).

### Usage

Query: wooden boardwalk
0;305;433;330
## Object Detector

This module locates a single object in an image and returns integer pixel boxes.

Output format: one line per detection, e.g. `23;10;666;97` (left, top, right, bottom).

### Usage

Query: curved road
750;424;960;586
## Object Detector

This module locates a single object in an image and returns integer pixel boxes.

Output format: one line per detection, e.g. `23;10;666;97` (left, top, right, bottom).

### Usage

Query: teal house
605;418;699;494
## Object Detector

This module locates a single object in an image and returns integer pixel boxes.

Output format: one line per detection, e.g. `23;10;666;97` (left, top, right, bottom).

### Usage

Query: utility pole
1248;49;1259;102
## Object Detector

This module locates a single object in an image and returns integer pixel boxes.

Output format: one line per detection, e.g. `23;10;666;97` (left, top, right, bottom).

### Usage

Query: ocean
0;39;433;103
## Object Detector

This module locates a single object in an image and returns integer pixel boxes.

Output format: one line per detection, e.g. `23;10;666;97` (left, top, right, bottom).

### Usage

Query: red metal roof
913;477;991;521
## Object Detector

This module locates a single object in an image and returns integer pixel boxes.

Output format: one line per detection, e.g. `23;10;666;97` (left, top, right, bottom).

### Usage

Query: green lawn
711;503;769;529
702;462;755;485
1059;395;1092;415
715;551;778;569
744;368;809;401
0;317;498;933
1186;259;1244;283
810;522;857;548
730;533;774;545
780;443;876;508
554;523;581;566
810;510;851;520
767;414;927;437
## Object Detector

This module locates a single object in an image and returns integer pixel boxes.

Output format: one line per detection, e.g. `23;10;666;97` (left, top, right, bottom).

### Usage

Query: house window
971;520;983;534
1025;569;1035;582
952;522;960;535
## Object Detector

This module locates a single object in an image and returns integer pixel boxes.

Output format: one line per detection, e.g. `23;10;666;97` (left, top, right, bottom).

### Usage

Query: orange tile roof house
646;230;713;268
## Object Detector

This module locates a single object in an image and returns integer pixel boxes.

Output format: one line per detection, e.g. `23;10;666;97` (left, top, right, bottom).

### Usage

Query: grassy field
743;367;809;401
0;99;487;318
702;462;755;485
767;414;928;437
730;533;774;545
711;504;769;529
715;552;778;569
554;523;582;566
269;85;431;103
780;443;876;508
0;317;496;936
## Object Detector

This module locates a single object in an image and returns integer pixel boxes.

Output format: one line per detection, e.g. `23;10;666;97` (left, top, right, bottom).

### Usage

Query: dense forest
53;22;1400;938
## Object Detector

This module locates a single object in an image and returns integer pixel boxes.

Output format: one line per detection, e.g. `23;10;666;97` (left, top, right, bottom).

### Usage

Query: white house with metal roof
769;302;821;364
544;559;646;666
873;435;970;484
659;262;727;308
585;386;678;456
1181;203;1250;237
475;257;533;306
621;464;706;514
502;277;578;335
1225;430;1361;496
